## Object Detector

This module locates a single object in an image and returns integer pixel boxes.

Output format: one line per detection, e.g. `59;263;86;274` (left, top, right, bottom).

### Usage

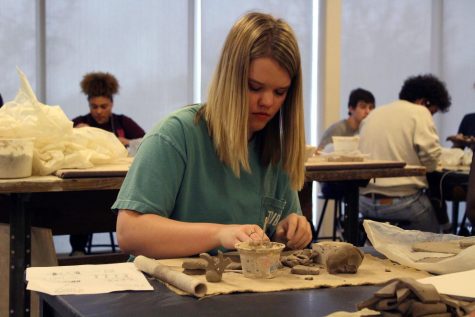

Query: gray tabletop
40;277;380;317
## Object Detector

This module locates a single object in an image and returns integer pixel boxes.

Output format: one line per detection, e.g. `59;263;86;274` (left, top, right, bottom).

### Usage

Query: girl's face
89;96;113;124
247;57;291;139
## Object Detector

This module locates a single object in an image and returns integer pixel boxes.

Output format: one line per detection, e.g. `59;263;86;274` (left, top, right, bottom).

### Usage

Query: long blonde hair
199;12;305;190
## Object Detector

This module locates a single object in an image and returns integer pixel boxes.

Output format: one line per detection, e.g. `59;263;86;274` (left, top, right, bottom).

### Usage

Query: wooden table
304;159;426;246
0;175;125;317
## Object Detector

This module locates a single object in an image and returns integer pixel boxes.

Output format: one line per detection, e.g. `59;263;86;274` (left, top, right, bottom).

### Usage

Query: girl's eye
275;89;287;96
249;84;261;92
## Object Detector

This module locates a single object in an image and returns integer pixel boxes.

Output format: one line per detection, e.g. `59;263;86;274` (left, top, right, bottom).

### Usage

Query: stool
315;194;343;241
86;232;118;254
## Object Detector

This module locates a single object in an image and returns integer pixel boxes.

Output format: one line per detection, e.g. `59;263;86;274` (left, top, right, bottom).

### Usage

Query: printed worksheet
26;262;153;295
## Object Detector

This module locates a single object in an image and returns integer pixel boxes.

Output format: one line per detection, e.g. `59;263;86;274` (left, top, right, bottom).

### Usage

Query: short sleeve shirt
112;105;301;240
318;119;357;149
458;113;475;137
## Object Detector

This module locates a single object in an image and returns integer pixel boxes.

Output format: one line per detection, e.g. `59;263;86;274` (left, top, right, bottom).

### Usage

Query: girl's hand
273;213;312;249
216;224;269;249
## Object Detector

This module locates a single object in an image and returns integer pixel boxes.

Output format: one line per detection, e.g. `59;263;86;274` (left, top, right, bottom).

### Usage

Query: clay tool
261;215;269;244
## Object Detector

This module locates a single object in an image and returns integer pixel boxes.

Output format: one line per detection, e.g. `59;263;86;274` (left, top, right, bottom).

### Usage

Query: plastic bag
0;68;128;175
440;148;464;166
463;148;473;166
363;220;475;274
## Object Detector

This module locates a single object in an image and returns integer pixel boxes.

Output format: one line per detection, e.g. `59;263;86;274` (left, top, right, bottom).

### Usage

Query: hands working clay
113;12;312;259
447;133;475;149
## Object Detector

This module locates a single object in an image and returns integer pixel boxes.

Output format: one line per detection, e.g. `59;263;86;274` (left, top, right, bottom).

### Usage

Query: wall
339;0;475;147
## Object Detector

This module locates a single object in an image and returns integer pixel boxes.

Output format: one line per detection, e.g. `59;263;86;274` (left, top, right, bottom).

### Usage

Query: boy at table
318;88;375;150
358;74;451;233
315;88;375;212
298;88;375;241
113;12;312;259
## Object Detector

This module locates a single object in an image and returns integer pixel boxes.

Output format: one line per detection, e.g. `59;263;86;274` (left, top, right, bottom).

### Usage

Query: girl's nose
259;91;273;108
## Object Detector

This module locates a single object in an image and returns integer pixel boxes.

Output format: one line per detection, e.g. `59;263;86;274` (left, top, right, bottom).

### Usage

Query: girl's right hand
216;224;269;249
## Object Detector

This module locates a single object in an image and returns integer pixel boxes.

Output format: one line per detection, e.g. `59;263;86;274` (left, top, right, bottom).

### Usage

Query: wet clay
312;241;364;274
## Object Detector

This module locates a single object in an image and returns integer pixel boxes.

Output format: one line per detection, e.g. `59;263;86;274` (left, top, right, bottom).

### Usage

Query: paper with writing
26;262;153;295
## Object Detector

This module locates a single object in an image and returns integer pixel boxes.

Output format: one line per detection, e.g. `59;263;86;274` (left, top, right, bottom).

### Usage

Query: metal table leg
9;193;31;317
343;180;369;247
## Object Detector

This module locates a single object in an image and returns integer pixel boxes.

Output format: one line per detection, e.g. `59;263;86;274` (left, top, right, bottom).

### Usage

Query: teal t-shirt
112;105;301;241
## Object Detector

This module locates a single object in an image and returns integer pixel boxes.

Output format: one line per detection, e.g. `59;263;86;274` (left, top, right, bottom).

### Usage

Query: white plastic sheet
0;69;128;175
363;220;475;274
440;148;464;166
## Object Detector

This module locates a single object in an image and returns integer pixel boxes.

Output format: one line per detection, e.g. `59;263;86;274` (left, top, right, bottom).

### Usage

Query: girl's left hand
273;213;312;249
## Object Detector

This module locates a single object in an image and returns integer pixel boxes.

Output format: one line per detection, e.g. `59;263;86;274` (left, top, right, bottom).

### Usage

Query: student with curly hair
70;72;145;255
73;72;145;149
113;12;312;259
359;74;451;233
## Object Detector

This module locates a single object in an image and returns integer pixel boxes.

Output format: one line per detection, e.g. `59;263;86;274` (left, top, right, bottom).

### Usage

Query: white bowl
332;136;360;153
0;138;34;178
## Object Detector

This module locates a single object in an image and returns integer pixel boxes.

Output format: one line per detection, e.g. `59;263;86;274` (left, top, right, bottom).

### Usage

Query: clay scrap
182;258;207;275
290;265;320;275
412;237;475;255
281;241;364;275
281;249;319;268
182;258;207;270
358;277;475;316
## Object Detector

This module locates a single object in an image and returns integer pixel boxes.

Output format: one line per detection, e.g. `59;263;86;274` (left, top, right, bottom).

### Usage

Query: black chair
315;191;344;241
315;182;345;241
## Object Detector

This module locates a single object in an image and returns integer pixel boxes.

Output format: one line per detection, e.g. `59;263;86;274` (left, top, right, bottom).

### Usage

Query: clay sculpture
199;251;232;283
312;241;364;274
